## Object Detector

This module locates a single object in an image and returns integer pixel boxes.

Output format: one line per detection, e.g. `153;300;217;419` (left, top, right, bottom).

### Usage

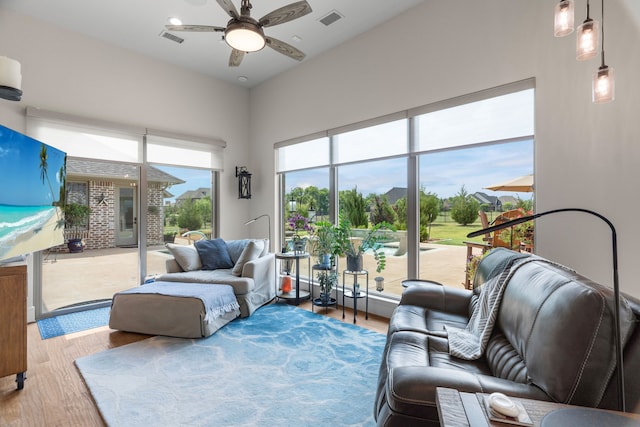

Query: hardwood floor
0;301;389;426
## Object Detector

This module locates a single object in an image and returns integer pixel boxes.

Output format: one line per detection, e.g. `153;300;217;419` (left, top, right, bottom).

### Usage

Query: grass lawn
427;212;499;246
164;214;499;248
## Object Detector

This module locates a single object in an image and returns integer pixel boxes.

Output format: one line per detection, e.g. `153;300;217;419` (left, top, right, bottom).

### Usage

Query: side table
342;269;368;323
311;263;338;313
275;252;310;305
436;387;640;427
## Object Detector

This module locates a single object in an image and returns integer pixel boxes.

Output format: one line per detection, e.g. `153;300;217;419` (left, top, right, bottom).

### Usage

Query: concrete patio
41;242;468;313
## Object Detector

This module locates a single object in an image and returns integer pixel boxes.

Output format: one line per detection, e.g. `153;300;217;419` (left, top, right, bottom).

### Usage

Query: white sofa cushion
166;243;201;272
232;240;264;276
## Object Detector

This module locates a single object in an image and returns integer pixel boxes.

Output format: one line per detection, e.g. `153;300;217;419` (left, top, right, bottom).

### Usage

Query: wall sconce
236;166;252;199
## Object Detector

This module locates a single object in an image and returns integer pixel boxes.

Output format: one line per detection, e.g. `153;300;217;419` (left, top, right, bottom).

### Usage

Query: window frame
275;79;535;296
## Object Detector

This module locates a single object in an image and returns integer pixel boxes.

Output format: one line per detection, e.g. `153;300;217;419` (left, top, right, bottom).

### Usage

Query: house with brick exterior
65;159;184;250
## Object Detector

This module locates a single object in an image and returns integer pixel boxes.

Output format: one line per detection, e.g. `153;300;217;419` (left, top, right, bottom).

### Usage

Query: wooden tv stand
0;265;27;390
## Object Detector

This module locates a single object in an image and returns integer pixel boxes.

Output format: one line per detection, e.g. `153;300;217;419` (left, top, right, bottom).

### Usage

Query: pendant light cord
600;0;606;67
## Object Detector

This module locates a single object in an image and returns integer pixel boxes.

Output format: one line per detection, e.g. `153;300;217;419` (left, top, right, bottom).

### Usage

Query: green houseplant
310;220;337;267
316;268;338;304
309;221;339;304
63;203;91;252
333;216;394;273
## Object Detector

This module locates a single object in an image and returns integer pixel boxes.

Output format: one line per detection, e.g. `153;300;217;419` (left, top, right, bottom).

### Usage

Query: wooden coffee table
436;387;640;427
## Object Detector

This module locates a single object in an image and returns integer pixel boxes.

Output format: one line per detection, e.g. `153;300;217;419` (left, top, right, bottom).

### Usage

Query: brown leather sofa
374;248;640;426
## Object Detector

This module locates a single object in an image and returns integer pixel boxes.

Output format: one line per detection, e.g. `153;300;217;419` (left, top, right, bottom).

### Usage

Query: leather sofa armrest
399;283;472;316
386;366;550;420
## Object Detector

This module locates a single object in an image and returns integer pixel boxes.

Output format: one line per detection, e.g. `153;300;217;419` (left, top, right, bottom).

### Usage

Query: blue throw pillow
195;238;234;270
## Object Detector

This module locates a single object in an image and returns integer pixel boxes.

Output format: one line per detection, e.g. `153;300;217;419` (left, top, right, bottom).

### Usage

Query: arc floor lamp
467;208;625;412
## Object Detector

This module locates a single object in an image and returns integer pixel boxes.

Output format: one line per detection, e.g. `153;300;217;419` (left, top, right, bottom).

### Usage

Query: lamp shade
225;21;265;52
593;65;615;103
0;56;23;101
576;19;599;60
554;0;575;37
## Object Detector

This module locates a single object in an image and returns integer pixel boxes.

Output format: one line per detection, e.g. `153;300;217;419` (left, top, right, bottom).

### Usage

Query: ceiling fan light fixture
225;21;265;52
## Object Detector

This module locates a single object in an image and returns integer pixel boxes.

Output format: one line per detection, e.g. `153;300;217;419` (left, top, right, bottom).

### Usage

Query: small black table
275;252;310;305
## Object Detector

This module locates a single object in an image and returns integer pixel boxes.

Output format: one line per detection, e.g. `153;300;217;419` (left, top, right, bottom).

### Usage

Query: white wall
3;0;640;301
0;8;252;240
0;8;253;321
249;0;640;297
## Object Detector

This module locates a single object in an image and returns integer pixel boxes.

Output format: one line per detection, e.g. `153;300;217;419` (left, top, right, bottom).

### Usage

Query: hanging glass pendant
554;0;575;37
576;0;598;60
593;65;615;103
576;19;599;60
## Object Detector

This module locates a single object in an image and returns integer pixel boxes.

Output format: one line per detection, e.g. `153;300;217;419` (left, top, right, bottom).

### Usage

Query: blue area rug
37;307;111;339
75;304;386;427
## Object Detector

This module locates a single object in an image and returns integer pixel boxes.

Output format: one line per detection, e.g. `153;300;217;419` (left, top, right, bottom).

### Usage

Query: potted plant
63;203;91;252
333;216;394;273
316;269;338;305
311;220;337;267
287;212;313;253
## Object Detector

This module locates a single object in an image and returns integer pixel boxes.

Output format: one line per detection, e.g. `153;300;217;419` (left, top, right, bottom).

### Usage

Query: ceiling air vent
160;30;184;44
319;10;343;26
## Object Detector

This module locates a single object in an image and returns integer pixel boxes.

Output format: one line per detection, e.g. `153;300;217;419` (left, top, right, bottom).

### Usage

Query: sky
288;139;534;200
155;165;211;203
155;139;533;204
0;125;66;206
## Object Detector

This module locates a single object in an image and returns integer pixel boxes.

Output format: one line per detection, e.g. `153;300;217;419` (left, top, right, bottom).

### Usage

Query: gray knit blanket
446;257;540;360
115;281;239;322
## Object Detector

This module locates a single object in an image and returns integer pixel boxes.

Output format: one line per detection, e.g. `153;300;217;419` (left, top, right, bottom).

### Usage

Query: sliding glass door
28;110;224;319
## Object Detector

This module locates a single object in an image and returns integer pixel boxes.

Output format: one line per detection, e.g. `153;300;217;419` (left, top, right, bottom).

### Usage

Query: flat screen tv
0;124;67;262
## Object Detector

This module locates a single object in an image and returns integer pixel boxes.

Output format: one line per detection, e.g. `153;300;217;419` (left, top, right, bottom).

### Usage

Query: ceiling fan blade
165;25;225;32
216;0;239;19
259;1;312;27
229;49;245;67
265;36;305;61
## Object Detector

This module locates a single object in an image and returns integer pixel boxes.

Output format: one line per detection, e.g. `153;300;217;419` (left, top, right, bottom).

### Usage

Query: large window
276;80;535;299
27;108;224;318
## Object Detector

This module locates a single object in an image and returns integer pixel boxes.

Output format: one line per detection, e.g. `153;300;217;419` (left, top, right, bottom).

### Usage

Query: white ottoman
109;281;240;338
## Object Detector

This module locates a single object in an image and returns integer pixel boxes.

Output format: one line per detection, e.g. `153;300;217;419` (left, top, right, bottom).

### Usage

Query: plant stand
311;263;338;314
342;269;369;324
275;252;310;306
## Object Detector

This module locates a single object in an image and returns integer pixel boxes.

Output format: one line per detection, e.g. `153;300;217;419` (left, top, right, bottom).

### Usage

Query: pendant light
554;0;575;37
576;0;599;60
592;0;614;103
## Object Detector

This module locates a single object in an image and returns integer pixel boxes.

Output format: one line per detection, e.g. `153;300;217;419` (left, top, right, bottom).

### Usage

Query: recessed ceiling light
168;17;182;26
237;76;248;82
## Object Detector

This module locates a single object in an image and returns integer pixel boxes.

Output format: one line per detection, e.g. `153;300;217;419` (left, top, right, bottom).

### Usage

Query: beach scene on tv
0;125;67;262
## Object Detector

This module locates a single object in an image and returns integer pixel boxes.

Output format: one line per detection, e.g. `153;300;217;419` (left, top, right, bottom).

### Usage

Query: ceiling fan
166;0;312;67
